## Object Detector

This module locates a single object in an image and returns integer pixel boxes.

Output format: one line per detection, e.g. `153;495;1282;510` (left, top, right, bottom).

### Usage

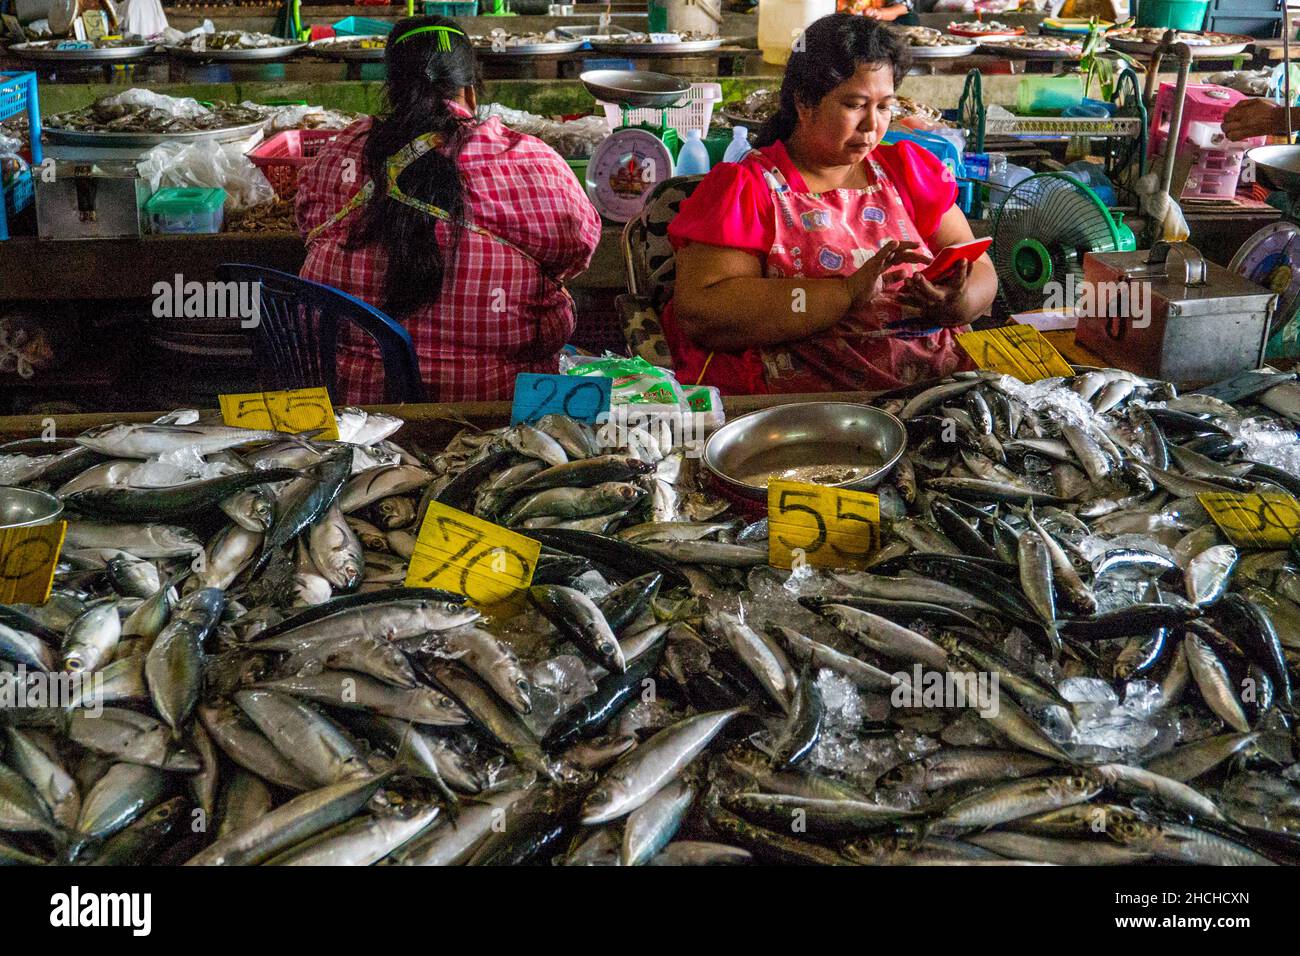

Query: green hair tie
392;24;466;51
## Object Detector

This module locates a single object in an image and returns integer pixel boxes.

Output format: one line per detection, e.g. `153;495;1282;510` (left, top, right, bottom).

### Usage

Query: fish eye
516;679;530;691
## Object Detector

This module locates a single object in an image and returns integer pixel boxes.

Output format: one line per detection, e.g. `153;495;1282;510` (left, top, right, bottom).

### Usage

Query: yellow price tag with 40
218;387;339;441
957;324;1075;383
405;500;540;606
768;480;880;572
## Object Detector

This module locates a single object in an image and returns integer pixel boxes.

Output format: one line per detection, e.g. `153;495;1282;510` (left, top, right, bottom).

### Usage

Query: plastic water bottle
676;129;711;175
723;126;751;164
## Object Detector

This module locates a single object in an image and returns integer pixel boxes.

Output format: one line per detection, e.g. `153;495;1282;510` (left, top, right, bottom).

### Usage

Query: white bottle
675;128;711;176
723;126;751;164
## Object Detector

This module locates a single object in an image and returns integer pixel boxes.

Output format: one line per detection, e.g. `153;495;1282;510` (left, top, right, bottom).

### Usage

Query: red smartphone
920;237;992;281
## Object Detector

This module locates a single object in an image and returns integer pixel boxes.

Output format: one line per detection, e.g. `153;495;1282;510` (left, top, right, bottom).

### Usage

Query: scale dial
1230;221;1300;335
585;127;674;223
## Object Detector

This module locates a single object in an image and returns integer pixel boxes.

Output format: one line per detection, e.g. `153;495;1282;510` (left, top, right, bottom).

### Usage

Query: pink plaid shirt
296;106;602;404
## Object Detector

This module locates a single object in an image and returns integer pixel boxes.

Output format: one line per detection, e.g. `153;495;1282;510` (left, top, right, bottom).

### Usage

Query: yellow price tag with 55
1198;490;1300;549
768;480;880;571
0;521;66;605
405;500;540;606
218;387;339;441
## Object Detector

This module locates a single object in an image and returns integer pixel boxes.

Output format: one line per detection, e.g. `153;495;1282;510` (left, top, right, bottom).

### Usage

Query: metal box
35;161;150;240
1075;241;1275;387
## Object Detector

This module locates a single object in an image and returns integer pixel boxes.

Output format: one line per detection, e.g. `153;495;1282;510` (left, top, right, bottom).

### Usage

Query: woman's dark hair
755;14;910;148
344;15;482;317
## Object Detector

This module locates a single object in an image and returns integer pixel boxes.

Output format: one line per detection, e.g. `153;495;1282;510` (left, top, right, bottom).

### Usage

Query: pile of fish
2;367;1300;866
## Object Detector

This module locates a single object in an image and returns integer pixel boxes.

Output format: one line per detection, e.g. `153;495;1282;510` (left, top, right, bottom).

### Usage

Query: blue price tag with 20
510;373;611;425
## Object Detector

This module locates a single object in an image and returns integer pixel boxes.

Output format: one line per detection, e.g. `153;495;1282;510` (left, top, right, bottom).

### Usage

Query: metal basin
1248;145;1300;196
703;402;907;502
579;69;690;108
0;487;63;529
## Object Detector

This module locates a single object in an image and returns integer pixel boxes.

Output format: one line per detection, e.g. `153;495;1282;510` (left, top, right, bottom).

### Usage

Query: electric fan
991;172;1137;314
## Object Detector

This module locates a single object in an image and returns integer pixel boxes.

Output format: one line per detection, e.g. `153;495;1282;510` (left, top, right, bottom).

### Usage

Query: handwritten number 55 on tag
510;374;610;426
219;387;339;441
768;480;880;571
406;501;539;605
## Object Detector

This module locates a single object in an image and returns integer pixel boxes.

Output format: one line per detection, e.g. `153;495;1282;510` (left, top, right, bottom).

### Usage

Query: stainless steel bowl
703;402;907;502
0;487;63;529
1248;145;1300;197
579;69;691;108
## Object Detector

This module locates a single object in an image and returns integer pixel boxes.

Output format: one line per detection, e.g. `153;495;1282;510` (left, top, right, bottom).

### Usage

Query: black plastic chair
216;263;425;404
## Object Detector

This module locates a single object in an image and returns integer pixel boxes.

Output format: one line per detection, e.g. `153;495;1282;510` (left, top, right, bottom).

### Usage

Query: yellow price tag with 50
218;387;339;441
768;480;880;572
405;500;540;606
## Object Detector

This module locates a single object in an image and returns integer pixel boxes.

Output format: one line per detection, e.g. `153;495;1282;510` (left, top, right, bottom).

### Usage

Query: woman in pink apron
663;13;998;394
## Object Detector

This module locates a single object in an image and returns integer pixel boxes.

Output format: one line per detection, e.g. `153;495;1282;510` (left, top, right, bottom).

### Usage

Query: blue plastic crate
423;1;478;14
0;72;40;241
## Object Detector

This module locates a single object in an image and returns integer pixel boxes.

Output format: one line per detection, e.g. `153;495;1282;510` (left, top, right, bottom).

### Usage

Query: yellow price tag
1198;491;1300;549
957;324;1076;383
0;522;66;605
360;39;385;48
218;387;339;441
405;500;540;606
768;480;880;571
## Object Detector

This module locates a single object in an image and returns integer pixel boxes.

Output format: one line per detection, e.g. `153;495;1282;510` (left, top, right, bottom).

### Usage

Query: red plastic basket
247;129;340;199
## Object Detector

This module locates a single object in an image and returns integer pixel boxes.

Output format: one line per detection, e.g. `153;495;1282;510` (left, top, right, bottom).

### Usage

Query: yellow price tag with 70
1198;490;1300;549
405;500;540;606
218;387;339;441
768;480;880;572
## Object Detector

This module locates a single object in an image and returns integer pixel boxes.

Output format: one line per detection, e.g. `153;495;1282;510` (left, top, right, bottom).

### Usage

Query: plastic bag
117;0;168;39
479;104;608;160
1135;171;1190;243
99;88;211;121
137;136;274;211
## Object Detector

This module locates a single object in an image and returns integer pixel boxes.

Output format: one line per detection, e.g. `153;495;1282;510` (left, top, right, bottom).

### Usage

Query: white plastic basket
599;83;722;136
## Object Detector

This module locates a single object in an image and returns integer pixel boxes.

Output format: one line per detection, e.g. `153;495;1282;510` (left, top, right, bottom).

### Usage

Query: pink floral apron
670;148;973;394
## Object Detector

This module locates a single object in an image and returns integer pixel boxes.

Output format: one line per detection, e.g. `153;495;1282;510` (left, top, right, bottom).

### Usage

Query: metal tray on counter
587;37;724;54
306;36;387;61
1103;33;1251;58
907;42;979;58
8;41;159;62
977;41;1084;59
43;120;266;149
472;39;586;55
163;43;307;63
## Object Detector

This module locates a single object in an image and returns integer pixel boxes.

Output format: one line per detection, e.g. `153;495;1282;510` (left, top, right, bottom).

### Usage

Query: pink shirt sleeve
667;160;773;257
876;139;958;241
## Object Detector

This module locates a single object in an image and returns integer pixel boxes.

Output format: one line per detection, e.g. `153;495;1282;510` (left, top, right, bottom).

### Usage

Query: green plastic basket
1136;0;1208;30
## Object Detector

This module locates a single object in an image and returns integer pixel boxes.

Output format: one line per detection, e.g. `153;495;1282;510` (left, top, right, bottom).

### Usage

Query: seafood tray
8;41;159;63
473;40;586;55
978;38;1084;59
908;43;980;59
586;36;725;54
164;40;307;62
306;36;387;62
2;357;1300;866
42;120;266;148
1103;30;1252;58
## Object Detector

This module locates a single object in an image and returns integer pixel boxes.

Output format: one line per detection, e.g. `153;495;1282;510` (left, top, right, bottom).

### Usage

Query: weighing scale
580;70;689;223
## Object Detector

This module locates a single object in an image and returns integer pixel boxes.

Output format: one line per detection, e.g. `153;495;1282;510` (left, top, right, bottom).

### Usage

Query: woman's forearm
957;258;998;324
676;275;853;350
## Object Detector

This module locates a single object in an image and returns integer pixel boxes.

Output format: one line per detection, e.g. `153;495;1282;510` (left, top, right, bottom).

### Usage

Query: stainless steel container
35;161;152;240
1075;241;1275;387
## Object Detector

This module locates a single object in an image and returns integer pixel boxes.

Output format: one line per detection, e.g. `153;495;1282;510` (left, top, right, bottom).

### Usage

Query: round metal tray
8;41;158;62
978;41;1083;59
580;69;691;108
307;36;387;61
43;119;266;148
907;42;979;59
587;38;724;54
720;107;769;127
164;42;307;62
1103;34;1251;58
473;40;586;55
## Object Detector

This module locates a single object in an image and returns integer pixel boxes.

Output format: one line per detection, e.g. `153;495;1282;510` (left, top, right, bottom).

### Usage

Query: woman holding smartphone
663;15;997;394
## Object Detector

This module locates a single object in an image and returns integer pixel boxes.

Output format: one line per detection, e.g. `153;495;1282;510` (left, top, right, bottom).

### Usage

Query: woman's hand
893;259;974;327
1223;98;1291;141
844;240;930;307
